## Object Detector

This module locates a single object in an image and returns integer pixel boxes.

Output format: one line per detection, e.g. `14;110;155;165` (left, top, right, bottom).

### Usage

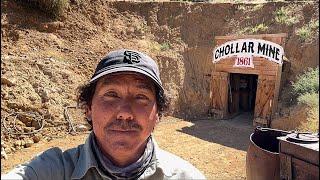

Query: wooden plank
272;64;283;117
292;157;319;179
254;76;275;120
215;64;278;74
215;67;278;76
211;72;229;119
279;140;319;166
280;153;292;180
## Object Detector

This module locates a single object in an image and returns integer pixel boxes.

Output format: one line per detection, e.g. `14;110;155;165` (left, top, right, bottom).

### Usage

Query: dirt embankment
1;0;319;157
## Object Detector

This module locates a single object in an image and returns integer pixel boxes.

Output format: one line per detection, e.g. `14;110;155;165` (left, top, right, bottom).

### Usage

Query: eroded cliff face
111;1;319;118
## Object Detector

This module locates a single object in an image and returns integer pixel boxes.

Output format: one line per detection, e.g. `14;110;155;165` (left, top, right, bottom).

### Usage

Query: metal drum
246;127;289;180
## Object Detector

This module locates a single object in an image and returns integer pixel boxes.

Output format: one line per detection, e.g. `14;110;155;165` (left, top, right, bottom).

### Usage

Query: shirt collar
70;132;173;179
71;132;103;179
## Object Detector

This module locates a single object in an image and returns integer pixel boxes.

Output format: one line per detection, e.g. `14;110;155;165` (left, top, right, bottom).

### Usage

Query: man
2;49;206;179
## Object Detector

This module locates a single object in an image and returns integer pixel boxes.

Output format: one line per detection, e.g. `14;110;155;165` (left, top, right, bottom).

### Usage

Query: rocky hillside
1;0;319;156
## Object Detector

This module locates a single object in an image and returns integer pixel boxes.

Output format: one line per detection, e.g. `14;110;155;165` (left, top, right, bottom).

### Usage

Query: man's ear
86;105;92;121
155;113;160;124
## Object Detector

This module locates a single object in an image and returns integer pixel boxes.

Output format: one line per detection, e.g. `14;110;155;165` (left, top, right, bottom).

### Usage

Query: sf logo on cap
123;50;141;64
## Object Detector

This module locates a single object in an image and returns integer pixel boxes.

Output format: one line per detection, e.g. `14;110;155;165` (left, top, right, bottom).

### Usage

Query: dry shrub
17;0;69;18
291;67;319;133
297;92;319;133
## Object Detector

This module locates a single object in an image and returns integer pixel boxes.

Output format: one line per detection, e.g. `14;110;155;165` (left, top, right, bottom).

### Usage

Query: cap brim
90;66;164;93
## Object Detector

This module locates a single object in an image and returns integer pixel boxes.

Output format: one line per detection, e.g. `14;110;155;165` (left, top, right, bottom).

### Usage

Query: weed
296;26;311;41
160;42;172;51
239;23;268;34
295;19;319;42
237;5;247;11
252;4;263;11
275;6;299;25
251;23;268;33
309;19;319;29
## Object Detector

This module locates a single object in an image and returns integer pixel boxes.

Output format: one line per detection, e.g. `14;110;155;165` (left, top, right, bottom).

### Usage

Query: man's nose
116;100;134;120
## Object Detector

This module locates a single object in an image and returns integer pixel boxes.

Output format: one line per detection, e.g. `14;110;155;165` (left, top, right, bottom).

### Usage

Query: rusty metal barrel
246;127;289;180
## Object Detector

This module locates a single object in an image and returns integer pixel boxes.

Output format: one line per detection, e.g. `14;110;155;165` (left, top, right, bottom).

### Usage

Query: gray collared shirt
2;133;206;180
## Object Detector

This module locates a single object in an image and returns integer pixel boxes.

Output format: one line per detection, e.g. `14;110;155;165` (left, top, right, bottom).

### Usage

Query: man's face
87;72;158;159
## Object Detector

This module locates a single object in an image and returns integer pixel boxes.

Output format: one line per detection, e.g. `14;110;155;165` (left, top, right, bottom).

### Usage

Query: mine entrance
211;33;287;127
228;73;258;116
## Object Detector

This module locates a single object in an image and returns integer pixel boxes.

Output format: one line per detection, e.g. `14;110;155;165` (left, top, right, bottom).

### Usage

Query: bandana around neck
92;134;155;179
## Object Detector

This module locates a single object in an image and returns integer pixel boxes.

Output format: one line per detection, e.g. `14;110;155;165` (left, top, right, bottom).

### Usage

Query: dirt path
1;115;253;179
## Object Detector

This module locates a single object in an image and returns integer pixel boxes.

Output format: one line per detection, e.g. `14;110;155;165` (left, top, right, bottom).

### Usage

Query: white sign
212;39;284;64
233;55;254;68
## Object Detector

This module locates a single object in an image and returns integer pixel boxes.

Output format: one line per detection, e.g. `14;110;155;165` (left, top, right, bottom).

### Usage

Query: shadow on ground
178;112;255;151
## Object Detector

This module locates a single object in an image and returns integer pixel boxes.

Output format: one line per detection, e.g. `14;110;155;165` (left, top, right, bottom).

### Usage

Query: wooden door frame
210;71;229;119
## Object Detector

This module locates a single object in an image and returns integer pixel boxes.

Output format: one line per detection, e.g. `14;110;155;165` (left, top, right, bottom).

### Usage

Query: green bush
293;68;319;133
292;67;319;96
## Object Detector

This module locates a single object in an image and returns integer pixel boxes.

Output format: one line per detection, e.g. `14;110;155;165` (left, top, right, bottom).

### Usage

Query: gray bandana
92;135;155;179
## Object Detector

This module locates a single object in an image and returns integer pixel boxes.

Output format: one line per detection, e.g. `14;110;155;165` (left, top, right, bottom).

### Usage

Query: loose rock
33;134;42;143
75;124;90;132
24;140;34;148
1;77;15;86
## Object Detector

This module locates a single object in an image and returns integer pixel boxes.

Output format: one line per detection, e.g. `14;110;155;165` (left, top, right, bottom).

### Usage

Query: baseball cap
90;49;164;93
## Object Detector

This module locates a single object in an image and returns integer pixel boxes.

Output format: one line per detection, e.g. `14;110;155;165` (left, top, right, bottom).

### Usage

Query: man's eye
104;92;119;98
136;94;149;100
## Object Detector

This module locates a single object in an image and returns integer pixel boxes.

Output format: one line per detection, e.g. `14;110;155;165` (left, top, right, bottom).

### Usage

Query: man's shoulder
30;145;83;174
32;143;83;161
155;148;206;179
1;145;85;180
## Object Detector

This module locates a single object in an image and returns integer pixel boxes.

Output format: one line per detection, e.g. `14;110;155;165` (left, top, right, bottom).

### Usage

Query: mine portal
211;33;287;127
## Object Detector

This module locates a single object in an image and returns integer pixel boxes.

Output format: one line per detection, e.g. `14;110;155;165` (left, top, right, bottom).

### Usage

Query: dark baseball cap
90;49;164;93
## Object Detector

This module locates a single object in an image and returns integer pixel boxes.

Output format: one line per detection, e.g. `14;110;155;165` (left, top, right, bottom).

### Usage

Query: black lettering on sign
275;48;280;61
230;43;235;54
265;44;269;56
213;39;283;64
215;49;220;59
225;45;230;55
257;42;266;55
248;41;254;53
235;43;240;53
268;45;276;59
219;46;225;58
241;42;247;53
